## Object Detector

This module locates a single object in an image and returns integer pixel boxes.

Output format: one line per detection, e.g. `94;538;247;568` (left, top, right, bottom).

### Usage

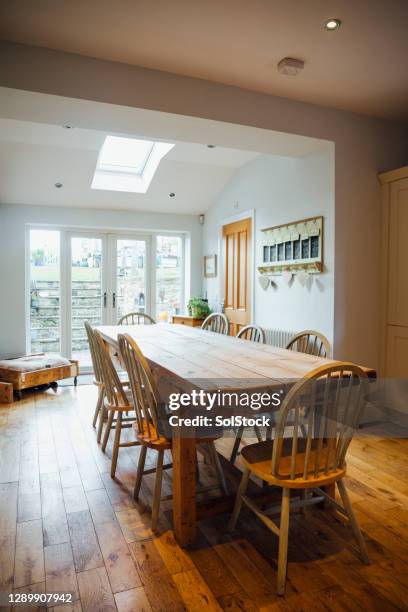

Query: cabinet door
385;325;408;377
388;178;408;326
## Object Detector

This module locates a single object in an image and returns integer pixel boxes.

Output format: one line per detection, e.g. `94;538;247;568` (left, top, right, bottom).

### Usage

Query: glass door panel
115;238;148;322
156;235;183;321
70;236;104;367
29;229;61;354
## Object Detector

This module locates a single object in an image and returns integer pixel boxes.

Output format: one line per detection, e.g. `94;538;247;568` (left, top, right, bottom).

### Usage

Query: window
29;229;61;354
92;135;174;193
156;235;183;321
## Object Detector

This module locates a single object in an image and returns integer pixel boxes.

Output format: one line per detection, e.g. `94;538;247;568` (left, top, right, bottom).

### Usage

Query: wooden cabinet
379;166;408;377
172;315;204;327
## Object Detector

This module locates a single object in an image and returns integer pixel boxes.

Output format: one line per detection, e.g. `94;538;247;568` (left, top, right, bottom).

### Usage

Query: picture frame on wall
204;254;217;278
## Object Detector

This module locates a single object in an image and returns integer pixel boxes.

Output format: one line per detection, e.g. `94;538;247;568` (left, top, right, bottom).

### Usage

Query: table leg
172;428;197;547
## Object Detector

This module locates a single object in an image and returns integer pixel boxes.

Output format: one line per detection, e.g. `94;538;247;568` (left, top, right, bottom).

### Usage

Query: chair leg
208;442;228;494
230;424;244;463
277;487;290;596
337;479;370;564
228;467;250;531
101;408;114;452
92;386;103;428
151;450;164;532
254;425;263;442
96;389;106;443
110;411;122;478
134;445;147;500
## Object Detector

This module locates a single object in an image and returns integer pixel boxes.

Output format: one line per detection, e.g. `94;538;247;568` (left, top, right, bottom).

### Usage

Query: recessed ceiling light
63;124;74;129
54;182;63;188
207;144;216;148
324;18;341;31
169;192;175;198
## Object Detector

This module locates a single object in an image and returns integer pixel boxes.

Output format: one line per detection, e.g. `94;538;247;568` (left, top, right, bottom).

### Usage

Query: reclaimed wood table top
96;323;375;390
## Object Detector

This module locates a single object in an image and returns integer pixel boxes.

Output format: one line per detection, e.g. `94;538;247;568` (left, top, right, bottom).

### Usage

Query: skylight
92;135;174;193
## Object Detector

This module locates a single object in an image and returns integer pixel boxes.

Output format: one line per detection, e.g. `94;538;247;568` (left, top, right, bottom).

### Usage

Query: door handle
112;292;116;308
103;292;107;307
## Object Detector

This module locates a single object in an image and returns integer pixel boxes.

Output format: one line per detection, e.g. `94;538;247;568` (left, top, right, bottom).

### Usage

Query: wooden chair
236;324;265;344
118;312;156;325
286;330;331;358
230;324;265;464
118;332;228;532
229;362;370;595
84;321;106;443
94;332;139;477
201;312;230;335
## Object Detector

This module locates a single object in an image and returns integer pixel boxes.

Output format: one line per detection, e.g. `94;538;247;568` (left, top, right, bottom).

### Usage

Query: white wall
203;147;334;343
0;203;202;357
1;41;408;368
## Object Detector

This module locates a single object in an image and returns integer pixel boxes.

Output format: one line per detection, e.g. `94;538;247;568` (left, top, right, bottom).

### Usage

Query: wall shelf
258;215;323;276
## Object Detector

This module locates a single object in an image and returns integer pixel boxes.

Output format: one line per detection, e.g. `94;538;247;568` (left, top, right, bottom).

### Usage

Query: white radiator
263;328;297;348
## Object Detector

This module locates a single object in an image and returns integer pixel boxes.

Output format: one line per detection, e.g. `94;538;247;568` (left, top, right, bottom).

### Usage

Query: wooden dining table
96;323;375;547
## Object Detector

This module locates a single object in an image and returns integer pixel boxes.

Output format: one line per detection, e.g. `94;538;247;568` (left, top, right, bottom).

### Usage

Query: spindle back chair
229;362;370;595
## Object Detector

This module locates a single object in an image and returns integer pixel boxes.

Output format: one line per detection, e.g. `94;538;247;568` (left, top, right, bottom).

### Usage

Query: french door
64;233;151;369
29;228;183;370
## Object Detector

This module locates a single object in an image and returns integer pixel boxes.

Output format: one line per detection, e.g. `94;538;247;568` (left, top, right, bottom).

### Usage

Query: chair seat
241;438;346;489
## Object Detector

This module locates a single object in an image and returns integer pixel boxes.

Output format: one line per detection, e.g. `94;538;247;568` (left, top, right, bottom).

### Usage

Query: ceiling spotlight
324;18;341;31
54;182;63;188
169;192;175;198
207;144;216;148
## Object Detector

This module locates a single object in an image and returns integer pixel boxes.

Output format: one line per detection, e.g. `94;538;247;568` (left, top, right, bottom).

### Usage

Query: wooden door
384;176;408;376
222;218;251;336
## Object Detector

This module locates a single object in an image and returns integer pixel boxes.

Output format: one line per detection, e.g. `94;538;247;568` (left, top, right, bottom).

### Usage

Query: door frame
218;209;255;324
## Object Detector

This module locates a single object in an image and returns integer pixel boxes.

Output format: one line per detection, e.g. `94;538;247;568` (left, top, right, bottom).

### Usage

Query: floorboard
0;385;406;611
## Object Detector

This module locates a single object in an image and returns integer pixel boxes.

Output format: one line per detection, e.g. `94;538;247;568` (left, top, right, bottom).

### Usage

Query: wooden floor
1;385;408;611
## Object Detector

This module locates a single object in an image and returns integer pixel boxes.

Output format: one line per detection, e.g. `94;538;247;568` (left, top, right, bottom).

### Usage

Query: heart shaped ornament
282;270;293;285
297;269;309;286
258;275;270;290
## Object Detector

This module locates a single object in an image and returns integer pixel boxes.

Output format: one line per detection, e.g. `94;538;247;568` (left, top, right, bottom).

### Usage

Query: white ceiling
0;0;407;121
0;89;330;214
0;118;260;213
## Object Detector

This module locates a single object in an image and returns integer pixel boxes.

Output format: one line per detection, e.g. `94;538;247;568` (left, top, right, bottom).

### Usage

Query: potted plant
187;297;211;319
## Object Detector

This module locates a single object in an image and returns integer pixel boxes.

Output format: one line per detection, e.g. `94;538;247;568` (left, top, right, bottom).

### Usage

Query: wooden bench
0;354;79;400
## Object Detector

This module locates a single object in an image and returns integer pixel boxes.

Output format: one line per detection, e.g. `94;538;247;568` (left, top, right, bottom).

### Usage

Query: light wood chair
84;320;106;442
118;332;228;532
230;324;265;464
201;312;230;335
229;362;370;595
286;330;331;358
236;324;265;344
94;331;139;477
118;312;156;325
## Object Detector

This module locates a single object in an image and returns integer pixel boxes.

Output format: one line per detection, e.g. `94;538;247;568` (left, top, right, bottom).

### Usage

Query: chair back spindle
271;363;367;482
236;324;265;343
118;333;168;441
84;320;104;384
286;330;331;358
201;313;230;335
94;332;130;410
118;312;156;326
